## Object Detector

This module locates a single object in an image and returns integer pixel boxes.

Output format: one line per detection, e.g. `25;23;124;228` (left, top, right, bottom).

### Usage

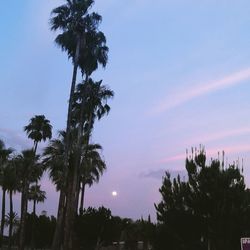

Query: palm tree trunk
63;165;78;250
31;200;36;250
33;200;36;218
75;178;81;215
33;141;38;155
19;183;28;250
75;74;89;217
63;35;85;250
63;34;81;172
52;190;66;250
0;188;6;247
79;182;86;215
8;190;13;250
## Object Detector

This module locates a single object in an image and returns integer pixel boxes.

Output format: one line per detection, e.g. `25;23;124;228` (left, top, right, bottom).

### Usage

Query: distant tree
0;139;14;247
78;143;106;215
5;161;19;250
76;207;113;249
16;150;43;250
18;115;52;250
155;148;250;250
28;184;46;250
24;115;52;154
28;184;46;221
24;213;56;249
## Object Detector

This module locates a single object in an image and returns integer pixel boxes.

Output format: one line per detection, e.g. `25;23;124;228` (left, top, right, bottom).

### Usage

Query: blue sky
1;0;250;221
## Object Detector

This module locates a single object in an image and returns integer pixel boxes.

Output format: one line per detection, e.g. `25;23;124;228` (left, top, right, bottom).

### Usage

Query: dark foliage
155;149;250;250
24;213;56;249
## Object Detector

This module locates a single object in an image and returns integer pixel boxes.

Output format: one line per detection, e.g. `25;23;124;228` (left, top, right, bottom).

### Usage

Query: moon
112;191;118;197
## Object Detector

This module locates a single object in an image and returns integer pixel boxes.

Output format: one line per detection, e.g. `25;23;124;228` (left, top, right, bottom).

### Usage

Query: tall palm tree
24;115;52;154
50;3;108;248
62;79;112;249
16;150;43;250
62;78;112;248
78;143;106;215
0;139;13;247
50;0;103;175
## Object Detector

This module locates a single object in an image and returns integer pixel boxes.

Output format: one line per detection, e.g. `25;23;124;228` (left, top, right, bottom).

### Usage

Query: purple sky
1;0;250;221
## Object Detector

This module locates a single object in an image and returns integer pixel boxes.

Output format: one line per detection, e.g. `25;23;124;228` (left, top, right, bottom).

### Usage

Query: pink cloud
160;144;250;164
152;67;250;114
190;127;250;144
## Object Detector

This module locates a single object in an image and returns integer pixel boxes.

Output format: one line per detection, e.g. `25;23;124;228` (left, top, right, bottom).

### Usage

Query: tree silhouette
28;184;46;250
50;2;109;248
0;139;13;247
155;148;250;250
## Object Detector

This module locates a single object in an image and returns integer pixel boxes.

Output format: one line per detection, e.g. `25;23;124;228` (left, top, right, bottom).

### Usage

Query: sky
1;0;250;221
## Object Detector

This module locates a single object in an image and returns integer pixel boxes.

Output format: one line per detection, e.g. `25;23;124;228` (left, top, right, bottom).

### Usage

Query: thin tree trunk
79;182;86;215
75;75;89;217
63;35;84;250
31;200;36;250
19;183;28;250
8;190;13;250
51;190;66;250
75;178;81;215
0;188;6;247
33;141;38;155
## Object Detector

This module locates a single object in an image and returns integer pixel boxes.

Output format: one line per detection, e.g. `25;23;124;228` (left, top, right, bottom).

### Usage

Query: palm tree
28;184;46;219
28;184;46;250
50;0;103;175
43;131;72;250
0;139;13;247
4;212;19;236
24;115;52;154
5;162;19;250
43;130;106;248
79;143;106;215
62;79;112;248
77;78;113;130
16;150;43;250
50;3;108;247
18;115;51;250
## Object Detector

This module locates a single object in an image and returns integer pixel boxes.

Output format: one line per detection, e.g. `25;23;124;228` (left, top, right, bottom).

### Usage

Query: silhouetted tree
0;139;13;247
155;148;250;250
50;1;109;248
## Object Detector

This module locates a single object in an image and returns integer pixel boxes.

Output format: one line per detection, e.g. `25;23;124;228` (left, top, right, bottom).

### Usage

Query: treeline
1;207;155;250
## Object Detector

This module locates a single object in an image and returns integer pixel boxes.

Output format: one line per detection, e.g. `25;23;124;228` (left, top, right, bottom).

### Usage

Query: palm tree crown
50;0;108;74
24;115;52;153
73;78;114;133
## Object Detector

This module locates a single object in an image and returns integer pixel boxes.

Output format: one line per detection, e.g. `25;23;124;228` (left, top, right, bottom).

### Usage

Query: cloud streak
152;67;250;114
190;127;250;144
160;144;250;164
140;168;186;180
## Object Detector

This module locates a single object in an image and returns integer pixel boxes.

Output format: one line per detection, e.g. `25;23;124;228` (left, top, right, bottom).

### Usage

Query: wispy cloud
140;168;186;180
152;67;250;114
190;127;250;144
160;144;250;164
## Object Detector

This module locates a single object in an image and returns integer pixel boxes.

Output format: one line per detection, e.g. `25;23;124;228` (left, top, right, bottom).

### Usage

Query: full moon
112;191;117;197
